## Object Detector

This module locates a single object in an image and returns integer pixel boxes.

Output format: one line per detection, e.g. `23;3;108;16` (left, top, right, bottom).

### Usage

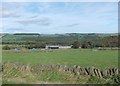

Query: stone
97;69;103;78
85;67;90;75
114;68;119;75
90;67;96;76
94;68;99;76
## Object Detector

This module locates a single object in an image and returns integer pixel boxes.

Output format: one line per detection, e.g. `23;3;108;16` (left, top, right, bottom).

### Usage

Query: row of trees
2;35;119;50
71;36;119;49
72;41;93;49
2;43;46;50
24;43;46;49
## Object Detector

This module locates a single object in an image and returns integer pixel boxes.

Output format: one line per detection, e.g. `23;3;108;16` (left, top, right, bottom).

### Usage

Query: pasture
2;49;118;69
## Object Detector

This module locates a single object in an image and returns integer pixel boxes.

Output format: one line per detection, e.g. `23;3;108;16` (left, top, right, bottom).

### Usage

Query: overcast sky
1;2;118;34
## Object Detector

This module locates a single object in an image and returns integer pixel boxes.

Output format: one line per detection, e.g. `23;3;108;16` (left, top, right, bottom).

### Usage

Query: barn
46;45;71;49
46;45;59;49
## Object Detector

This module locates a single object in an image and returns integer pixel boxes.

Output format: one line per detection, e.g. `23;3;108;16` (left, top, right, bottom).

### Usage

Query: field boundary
2;62;120;79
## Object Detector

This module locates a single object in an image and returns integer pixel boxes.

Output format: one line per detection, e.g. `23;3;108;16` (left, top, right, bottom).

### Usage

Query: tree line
2;34;119;50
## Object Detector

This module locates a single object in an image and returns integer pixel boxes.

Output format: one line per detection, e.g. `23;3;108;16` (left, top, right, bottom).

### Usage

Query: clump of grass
86;76;107;84
35;71;67;83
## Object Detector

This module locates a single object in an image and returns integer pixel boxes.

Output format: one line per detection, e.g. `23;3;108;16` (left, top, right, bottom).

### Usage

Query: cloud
3;27;29;33
17;17;52;26
28;15;39;18
2;2;117;33
1;11;21;18
1;2;49;19
38;3;51;11
1;2;29;18
63;23;80;27
7;28;24;30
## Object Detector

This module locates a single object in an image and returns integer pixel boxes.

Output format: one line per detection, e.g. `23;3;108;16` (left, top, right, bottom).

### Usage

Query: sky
0;2;118;34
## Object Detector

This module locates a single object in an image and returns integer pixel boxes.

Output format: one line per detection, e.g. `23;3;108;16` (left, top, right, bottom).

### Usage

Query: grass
2;48;119;84
2;49;118;69
2;62;120;84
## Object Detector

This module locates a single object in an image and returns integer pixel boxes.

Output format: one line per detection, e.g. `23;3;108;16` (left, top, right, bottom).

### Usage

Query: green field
2;49;118;69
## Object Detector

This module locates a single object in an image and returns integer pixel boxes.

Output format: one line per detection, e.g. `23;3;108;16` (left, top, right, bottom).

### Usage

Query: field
2;49;119;84
1;33;119;84
3;49;118;69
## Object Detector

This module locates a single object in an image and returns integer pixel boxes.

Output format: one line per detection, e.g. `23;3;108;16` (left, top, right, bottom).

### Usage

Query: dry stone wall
2;63;120;78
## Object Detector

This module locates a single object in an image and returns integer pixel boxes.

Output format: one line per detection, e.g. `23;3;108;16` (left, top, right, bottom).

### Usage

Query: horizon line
0;32;118;34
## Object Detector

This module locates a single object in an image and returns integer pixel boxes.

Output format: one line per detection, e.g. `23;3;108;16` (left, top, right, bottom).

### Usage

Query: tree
71;41;80;49
81;44;88;48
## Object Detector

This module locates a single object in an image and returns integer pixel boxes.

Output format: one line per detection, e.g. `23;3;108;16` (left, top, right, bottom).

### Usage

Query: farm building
46;45;71;49
59;46;72;49
46;46;59;49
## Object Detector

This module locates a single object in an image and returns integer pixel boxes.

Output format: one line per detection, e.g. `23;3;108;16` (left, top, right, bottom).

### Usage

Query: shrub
2;45;10;50
71;41;80;49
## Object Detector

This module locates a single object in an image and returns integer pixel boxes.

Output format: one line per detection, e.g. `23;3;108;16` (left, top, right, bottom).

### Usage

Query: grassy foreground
2;49;119;84
2;49;118;69
2;62;120;84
